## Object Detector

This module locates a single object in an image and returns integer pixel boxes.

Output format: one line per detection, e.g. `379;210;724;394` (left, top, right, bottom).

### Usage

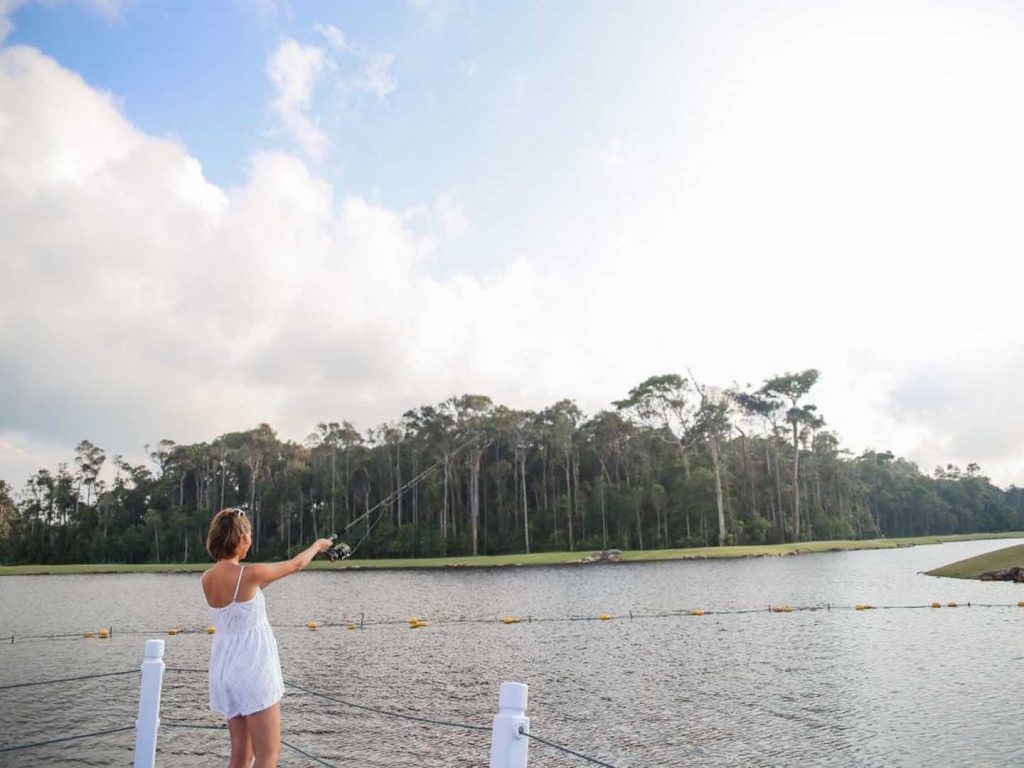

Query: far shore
926;542;1024;580
2;532;1022;576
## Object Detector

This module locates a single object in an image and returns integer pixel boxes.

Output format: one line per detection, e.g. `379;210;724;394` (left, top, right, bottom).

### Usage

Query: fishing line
329;436;478;559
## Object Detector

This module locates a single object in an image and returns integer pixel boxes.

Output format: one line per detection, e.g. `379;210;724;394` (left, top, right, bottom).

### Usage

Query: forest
1;370;1021;565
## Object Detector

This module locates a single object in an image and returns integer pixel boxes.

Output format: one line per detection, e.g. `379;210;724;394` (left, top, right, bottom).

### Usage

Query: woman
202;507;332;768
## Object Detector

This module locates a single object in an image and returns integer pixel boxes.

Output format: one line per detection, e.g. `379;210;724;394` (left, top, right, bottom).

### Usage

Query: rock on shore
980;566;1024;582
580;549;622;564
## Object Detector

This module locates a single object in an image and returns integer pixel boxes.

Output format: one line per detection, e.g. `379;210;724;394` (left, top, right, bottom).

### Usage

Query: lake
2;538;1023;767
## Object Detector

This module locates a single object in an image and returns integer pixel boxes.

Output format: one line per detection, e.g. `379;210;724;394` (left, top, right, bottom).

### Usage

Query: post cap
498;681;528;712
144;639;165;659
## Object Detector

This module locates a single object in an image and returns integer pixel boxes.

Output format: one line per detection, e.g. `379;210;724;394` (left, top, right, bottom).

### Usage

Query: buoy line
4;600;1023;648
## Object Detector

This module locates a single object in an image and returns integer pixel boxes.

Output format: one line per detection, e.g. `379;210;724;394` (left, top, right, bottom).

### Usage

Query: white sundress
208;565;285;719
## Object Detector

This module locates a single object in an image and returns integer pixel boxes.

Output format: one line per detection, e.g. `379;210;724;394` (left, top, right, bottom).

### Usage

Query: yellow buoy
168;628;179;636
346;623;358;630
771;605;794;613
83;631;95;639
307;621;318;630
931;602;941;608
411;620;429;629
690;609;705;616
1017;601;1024;608
855;604;872;611
598;613;612;621
407;617;420;626
947;602;957;608
206;625;216;634
98;628;110;639
502;616;519;624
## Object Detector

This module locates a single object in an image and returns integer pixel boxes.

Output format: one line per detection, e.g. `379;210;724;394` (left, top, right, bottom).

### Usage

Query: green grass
926;542;1024;580
2;531;1022;575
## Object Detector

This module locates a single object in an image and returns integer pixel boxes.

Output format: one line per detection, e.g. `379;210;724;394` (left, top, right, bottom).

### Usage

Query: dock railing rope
0;643;618;767
131;642;615;767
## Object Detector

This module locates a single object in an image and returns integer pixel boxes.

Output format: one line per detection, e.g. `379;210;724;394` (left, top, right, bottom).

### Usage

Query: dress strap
231;566;245;602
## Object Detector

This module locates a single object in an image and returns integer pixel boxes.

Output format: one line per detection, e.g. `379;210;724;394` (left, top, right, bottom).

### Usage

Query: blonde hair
206;508;251;560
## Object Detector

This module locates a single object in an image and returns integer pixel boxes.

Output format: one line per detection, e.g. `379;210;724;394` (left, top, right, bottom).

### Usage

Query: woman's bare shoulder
201;562;225;589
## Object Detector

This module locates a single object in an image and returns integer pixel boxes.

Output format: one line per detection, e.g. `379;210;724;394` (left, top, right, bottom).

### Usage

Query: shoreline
2;531;1022;575
926;542;1024;580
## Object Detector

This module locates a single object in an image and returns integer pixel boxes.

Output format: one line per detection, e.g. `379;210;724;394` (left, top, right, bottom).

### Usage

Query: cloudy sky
1;0;1023;489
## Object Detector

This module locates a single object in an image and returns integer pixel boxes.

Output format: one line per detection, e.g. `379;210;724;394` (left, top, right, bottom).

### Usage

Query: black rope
0;725;135;754
162;721;340;767
518;726;620;768
163;672;488;734
0;668;138;691
287;681;489;733
281;737;342;767
162;721;224;730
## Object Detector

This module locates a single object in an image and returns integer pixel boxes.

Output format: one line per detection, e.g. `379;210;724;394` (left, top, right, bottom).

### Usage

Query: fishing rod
321;436;479;561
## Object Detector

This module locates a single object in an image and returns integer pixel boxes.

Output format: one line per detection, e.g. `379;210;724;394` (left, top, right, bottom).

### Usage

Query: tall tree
691;375;732;546
759;370;823;541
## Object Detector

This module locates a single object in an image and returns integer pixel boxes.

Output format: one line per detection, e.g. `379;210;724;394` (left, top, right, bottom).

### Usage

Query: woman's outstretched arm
247;539;333;588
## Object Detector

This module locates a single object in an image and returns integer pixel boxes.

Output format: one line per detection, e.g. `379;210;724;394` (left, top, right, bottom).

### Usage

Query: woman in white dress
202;507;332;767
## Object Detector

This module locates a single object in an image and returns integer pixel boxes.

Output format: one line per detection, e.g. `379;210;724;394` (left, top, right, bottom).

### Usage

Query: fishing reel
326;534;352;562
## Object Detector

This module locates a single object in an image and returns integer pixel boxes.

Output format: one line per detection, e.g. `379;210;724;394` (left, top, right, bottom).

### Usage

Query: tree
615;374;702;543
615;374;699;476
539;400;582;551
759;370;823;541
2;373;1021;566
691;374;732;546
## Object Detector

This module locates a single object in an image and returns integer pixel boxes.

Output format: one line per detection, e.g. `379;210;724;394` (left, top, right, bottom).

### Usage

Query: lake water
1;538;1023;767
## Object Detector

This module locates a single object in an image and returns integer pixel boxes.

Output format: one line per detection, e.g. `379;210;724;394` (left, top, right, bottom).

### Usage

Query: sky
1;0;1023;489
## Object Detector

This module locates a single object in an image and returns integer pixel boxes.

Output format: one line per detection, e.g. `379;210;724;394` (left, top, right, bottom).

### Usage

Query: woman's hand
314;538;334;553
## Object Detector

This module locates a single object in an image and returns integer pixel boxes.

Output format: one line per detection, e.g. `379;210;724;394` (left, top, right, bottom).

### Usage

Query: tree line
1;369;1021;565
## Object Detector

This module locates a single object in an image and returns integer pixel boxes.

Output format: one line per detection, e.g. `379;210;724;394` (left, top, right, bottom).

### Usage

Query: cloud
266;28;396;159
0;1;17;44
348;51;395;98
1;0;129;42
314;22;347;52
407;0;458;28
433;193;469;239
0;45;537;488
885;352;1024;483
5;2;1024;493
266;38;328;160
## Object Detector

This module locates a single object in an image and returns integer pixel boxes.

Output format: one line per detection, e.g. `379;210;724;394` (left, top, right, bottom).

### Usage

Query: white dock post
133;639;166;768
489;681;529;768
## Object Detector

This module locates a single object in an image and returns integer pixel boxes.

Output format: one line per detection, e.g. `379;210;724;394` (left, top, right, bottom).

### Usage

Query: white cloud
0;1;17;44
266;38;328;160
433;193;469;239
245;0;282;23
1;0;130;43
314;22;347;52
4;1;1024;493
0;45;539;488
407;0;457;28
266;29;396;159
349;52;395;98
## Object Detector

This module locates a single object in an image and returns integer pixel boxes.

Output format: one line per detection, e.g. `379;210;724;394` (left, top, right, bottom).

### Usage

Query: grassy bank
2;532;1022;575
926;542;1024;580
